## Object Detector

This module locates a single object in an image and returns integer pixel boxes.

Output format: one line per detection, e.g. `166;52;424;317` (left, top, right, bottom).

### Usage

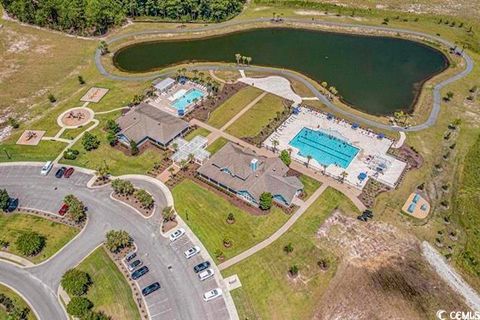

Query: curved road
94;17;474;132
0;165;231;320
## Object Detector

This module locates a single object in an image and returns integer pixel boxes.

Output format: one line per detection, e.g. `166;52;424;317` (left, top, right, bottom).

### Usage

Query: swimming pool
172;89;205;111
289;127;359;168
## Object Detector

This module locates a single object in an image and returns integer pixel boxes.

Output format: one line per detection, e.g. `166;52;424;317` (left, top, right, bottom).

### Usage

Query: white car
198;268;214;281
40;161;53;175
184;246;200;259
203;288;223;302
169;228;185;242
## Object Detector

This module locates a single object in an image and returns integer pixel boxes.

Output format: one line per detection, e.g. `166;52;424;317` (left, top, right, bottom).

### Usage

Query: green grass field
207;86;263;128
298;175;322;200
206;137;229;155
0;284;36;320
59;127;87;140
226;93;285;138
0;213;78;263
76;247;140;320
172;179;290;262
184;127;210;141
0;140;67;163
222;188;359;319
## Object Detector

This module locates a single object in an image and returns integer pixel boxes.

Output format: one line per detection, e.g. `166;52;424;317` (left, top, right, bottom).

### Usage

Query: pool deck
263;107;407;189
148;81;208;116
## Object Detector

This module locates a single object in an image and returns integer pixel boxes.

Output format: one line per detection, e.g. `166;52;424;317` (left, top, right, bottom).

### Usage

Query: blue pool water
289;127;359;168
172;89;205;111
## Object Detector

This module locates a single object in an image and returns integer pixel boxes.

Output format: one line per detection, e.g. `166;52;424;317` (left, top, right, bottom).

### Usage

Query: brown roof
197;143;303;205
116;103;188;145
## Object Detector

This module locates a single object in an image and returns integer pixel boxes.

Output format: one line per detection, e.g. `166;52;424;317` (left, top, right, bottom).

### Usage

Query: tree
272;139;279;152
63;148;80;160
162;206;175;222
0;189;9;211
111;179;134;195
306;155;312;168
48;93;56;103
135;189;154;208
235;53;241;64
67;297;93;317
259;192;273;210
340;171;348;183
82;132;100;151
7;117;20;129
64;195;86;223
321;81;328;88
241;56;247;64
289;265;299;276
61;269;91;296
106;131;118;146
444;91;454;101
15;232;45;256
78;75;85;85
246;56;252;65
284;243;294;254
96;163;110;180
105;230;132;253
279;150;291;166
99;41;109;55
104;119;120;133
130;140;139;156
227;212;235;223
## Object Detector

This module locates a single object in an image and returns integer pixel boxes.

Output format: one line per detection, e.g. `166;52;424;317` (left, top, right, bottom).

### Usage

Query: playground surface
16;130;45;146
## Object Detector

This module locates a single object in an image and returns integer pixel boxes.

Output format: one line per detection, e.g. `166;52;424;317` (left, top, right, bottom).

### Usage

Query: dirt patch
314;211;470;319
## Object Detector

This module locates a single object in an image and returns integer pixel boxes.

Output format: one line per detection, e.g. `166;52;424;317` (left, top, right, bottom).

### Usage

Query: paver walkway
220;92;267;131
218;184;328;270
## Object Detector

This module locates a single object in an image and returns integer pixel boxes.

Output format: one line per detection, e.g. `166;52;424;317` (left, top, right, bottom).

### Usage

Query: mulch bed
185;82;247;122
112;192;154;217
161;220;178;233
358;179;391;209
113;140;168;157
18;208;85;229
388;144;424;170
92;176;110;187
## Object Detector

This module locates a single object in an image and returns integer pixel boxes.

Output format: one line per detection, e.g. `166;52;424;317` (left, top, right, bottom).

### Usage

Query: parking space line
150;308;172;318
146;297;169;308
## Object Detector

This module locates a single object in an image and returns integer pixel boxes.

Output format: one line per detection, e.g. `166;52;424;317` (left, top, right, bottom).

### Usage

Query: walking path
209;70;226;84
422;241;480;312
218;184;328;270
392;131;406;149
220;92;267;131
94;17;474;133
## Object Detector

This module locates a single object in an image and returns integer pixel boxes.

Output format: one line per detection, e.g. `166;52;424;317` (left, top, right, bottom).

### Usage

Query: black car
363;210;373;219
4;198;18;212
142;282;161;296
55;167;67;178
193;261;211;273
132;266;149;280
357;215;367;222
125;252;137;262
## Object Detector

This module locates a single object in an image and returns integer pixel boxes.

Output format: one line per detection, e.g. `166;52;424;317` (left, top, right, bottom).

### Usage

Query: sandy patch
295;10;326;16
253;6;270;11
80;87;109;103
16;130;45;145
60;108;93;127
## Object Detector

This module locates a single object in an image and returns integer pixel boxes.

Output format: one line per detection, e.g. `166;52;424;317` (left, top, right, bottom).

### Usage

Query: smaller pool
289;127;359;168
172;89;205;111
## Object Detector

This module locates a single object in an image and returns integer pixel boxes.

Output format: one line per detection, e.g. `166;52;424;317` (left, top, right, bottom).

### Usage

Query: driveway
0;165;230;320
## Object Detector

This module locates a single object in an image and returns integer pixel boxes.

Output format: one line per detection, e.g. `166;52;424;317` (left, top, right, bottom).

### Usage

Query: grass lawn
222;188;359;319
206;137;229;155
298;174;322;200
207;86;263;128
0;213;78;263
172;179;290;262
59;127;87;140
226;93;285;138
0;284;36;320
76;247;140;320
184;127;210;141
0;140;67;163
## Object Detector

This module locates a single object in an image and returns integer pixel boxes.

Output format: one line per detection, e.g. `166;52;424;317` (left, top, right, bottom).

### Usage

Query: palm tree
306;155;312;168
272;139;279;152
287;148;293;156
246;57;252;65
235;53;241;64
188;153;195;163
321;81;328;88
321;164;327;174
192;69;198;80
393;111;405;125
242;56;247;64
172;142;178;151
340;171;348;183
168;166;175;178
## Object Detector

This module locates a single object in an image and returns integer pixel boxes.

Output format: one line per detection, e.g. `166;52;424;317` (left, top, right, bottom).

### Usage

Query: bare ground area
314;211;470;319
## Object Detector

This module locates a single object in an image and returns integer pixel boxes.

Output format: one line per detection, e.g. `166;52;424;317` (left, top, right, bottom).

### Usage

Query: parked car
40;161;53;175
198;269;214;281
58;203;69;216
203;288;222;302
142;282;161;296
131;266;149;280
169;228;185;242
128;259;143;272
4;198;18;212
125;252;137;262
363;210;373;219
55;167;66;178
193;261;211;273
64;167;75;178
184;246;200;259
356;215;367;222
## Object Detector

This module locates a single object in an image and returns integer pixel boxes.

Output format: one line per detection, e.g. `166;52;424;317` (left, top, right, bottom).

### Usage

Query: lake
113;28;448;115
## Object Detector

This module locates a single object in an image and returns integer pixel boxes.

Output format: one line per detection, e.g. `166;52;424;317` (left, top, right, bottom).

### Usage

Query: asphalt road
0;165;229;320
94;17;474;133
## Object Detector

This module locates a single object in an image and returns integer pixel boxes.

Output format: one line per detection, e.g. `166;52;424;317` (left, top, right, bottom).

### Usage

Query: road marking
147;297;169;308
150;308;172;318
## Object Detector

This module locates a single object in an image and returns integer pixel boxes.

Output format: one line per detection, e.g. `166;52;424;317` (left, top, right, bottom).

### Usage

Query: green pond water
113;28;448;115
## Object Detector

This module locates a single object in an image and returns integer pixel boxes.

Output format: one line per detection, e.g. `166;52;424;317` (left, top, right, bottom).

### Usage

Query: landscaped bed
76;247;140;320
172;179;290;262
0;284;36;320
0;212;78;263
222;188;359;320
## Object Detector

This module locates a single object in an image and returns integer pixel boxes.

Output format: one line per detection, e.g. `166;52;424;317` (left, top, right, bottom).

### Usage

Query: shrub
289;265;299;276
105;230;132;253
259;192;273;210
78;75;85;85
106;131;118;146
64;195;86;223
162;206;175;221
283;243;294;254
135;189;154;208
48;93;56;103
227;212;235;223
61;269;91;296
104;119;120;134
84;311;111;320
0;189;9;211
66;297;93;317
7;117;20;129
279;150;291;166
63;148;80;160
15;231;45;256
111;179;134;195
82;132;100;151
130;140;139;156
